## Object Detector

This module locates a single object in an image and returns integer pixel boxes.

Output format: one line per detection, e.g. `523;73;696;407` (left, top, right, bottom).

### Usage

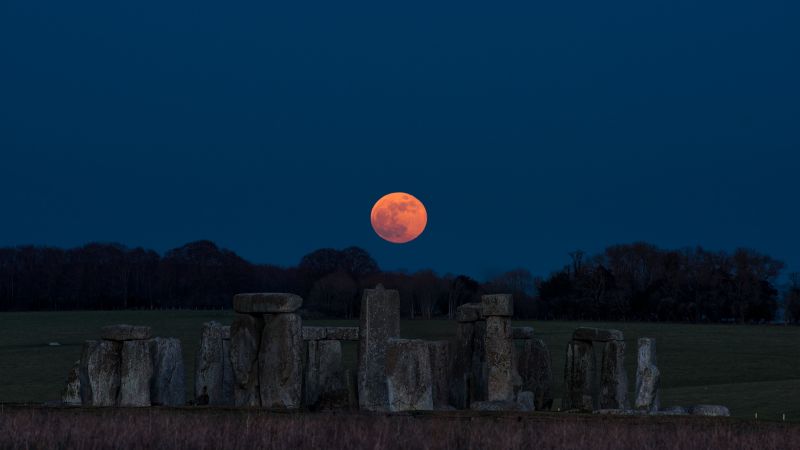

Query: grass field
1;311;798;421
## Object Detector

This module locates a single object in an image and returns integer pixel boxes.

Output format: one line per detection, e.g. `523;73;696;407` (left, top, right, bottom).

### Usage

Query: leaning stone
480;294;513;317
101;324;152;341
305;340;348;409
195;321;225;406
357;285;400;411
230;313;263;407
385;339;433;412
485;316;514;402
516;390;535;411
456;303;482;322
427;340;451;409
689;405;730;417
518;338;554;411
79;340;122;406
599;340;628;409
325;326;359;341
302;326;327;341
470;400;521;411
449;321;474;409
62;360;82;405
119;339;153;407
572;327;624;342
635;338;660;412
149;337;186;406
233;293;303;314
512;327;534;340
564;340;595;411
259;313;303;409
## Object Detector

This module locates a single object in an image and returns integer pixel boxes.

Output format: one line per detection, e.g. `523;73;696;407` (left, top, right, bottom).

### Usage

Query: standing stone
230;313;263;407
635;338;660;412
484;315;513;402
119;339;153;407
222;330;234;405
304;340;348;409
79;340;122;406
357;285;400;411
564;340;595;411
62;360;82;405
259;313;303;409
427;340;451;409
599;340;628;410
470;319;488;403
518;338;554;411
449;321;474;409
385;339;433;411
195;321;225;405
150;337;186;406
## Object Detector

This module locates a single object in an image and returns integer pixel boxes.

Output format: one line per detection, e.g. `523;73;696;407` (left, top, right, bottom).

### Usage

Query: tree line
0;240;795;323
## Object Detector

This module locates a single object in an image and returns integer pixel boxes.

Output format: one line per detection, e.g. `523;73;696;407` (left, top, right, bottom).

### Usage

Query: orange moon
370;192;428;244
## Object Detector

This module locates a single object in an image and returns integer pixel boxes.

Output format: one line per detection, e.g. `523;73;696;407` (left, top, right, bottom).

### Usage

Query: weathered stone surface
230;313;263;407
79;340;122;406
635;338;660;412
572;327;624;342
149;337;186;406
385;339;433;412
485;316;513;402
304;340;348;409
259;313;303;409
599;340;628;410
233;293;302;313
357;285;400;411
480;294;513;317
516;390;535;411
449;321;474;409
518;338;554;411
470;400;521;411
222;338;234;405
469;320;488;403
511;327;534;340
302;326;327;341
427;340;451;409
62;360;81;405
195;321;225;406
456;303;482;322
690;404;730;416
564;340;595;411
325;326;359;341
119;339;153;407
101;324;152;341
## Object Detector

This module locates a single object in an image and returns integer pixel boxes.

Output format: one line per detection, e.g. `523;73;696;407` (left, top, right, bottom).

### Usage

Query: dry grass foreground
0;406;797;450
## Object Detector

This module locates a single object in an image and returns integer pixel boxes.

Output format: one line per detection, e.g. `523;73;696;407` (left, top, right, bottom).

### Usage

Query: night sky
1;1;798;280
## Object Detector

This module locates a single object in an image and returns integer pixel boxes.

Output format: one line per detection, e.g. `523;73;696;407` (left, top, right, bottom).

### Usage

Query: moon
370;192;428;244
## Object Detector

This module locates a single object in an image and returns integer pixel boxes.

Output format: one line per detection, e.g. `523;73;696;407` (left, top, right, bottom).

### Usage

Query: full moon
370;192;428;244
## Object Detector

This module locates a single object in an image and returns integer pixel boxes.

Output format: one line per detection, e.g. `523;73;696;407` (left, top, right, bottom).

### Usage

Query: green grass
1;311;798;421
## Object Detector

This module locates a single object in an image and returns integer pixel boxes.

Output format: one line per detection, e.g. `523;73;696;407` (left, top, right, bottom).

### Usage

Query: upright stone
469;319;488;403
79;340;122;406
635;338;660;412
564;340;595;411
385;339;433;412
195;321;224;405
119;339;153;407
483;293;514;402
150;337;186;406
62;360;82;405
427;340;451;409
449;320;475;409
230;313;263;407
304;340;348;409
357;285;400;411
518;338;554;411
259;313;303;409
599;340;628;409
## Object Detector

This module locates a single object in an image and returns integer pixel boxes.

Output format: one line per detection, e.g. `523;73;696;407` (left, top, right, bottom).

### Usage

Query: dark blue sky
1;1;798;280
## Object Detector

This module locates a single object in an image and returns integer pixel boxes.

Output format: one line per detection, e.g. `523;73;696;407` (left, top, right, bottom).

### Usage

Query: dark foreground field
1;406;798;450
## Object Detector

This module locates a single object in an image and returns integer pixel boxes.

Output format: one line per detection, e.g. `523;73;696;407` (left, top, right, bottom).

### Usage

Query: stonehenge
61;289;723;417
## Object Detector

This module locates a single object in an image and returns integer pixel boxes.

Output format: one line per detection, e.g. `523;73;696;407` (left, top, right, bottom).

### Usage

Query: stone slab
485;316;514;402
357;285;400;411
150;337;186;406
259;313;303;409
480;294;513;317
195;321;225;406
230;313;263;407
119;339;153;407
385;339;433;412
79;339;122;406
564;340;595;411
599;340;628;410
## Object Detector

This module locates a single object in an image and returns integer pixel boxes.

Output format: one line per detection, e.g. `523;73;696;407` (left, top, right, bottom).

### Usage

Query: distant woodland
0;240;797;323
